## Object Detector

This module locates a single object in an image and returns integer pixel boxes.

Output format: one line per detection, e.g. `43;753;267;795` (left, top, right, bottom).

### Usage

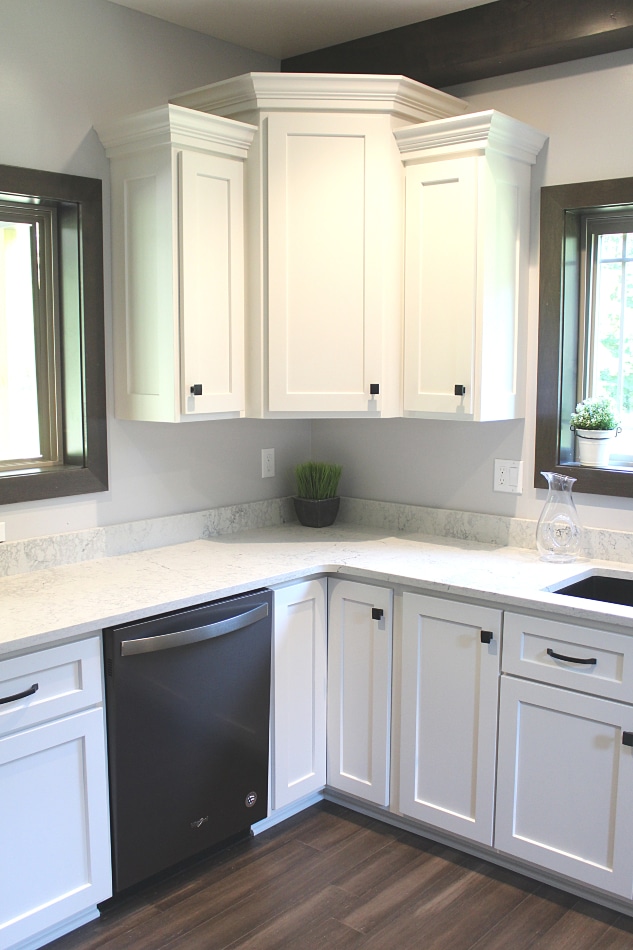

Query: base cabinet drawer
495;675;633;898
0;707;112;949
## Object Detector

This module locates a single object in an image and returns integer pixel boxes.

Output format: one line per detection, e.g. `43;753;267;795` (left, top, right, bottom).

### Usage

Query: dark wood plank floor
48;802;633;950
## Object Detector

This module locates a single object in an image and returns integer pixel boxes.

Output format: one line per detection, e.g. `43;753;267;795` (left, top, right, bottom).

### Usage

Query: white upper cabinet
98;105;255;422
175;73;467;418
395;111;547;421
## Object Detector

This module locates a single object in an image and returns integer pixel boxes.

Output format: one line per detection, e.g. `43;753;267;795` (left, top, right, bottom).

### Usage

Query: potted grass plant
570;396;620;466
293;461;342;528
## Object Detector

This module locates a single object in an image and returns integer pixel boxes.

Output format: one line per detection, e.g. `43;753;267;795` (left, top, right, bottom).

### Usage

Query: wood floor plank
45;803;633;950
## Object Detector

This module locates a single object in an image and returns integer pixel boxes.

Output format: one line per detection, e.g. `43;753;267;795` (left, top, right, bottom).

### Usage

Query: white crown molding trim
97;104;256;159
173;72;468;123
395;110;548;164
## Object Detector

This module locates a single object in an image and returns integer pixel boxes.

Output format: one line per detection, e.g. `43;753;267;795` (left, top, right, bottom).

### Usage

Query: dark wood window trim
535;177;633;496
0;165;108;504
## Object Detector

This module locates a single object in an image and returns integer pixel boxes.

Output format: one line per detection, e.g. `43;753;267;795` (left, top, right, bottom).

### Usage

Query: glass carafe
536;472;583;562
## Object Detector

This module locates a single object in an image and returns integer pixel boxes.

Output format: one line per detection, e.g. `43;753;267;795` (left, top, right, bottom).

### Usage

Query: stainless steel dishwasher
103;588;272;894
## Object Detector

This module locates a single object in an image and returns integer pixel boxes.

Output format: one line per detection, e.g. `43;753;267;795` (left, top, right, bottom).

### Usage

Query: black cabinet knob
454;384;466;396
623;732;633;747
480;630;493;644
190;384;203;396
370;383;380;396
371;607;384;621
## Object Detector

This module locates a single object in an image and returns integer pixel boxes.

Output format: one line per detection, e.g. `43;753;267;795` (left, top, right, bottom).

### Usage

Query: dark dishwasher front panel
103;588;273;894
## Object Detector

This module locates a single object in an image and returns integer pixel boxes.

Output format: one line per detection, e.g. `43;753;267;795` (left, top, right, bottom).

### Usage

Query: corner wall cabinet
0;638;111;950
495;613;633;898
98;104;255;422
174;73;467;418
326;578;393;806
395;111;547;421
399;592;501;844
271;579;327;811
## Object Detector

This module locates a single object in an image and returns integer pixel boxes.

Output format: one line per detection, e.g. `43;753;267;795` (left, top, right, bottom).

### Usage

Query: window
535;177;633;496
0;165;107;505
580;215;633;464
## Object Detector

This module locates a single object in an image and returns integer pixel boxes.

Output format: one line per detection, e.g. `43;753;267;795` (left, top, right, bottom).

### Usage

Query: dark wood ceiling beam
281;0;633;88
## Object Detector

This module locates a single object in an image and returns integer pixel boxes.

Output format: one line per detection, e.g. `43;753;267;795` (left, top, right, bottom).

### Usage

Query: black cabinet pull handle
547;647;597;665
190;384;202;396
371;607;384;621
369;383;380;396
454;384;466;396
480;630;493;644
0;682;39;705
623;732;633;747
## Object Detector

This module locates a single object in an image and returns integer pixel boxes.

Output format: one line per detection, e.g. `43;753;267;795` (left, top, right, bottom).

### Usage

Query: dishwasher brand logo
245;792;258;808
190;816;209;830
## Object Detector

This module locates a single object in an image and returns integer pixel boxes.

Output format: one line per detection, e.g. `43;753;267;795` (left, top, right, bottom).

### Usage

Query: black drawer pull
0;682;39;705
480;630;493;644
547;648;597;666
623;732;633;747
371;607;384;621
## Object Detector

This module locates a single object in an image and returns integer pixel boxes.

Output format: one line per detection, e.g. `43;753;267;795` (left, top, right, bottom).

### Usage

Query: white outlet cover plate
494;459;523;494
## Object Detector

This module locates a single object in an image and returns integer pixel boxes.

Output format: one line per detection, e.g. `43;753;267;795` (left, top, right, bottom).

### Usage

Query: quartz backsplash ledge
1;496;632;578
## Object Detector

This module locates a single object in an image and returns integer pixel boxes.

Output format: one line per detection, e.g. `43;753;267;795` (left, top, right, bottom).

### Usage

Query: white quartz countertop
2;523;633;656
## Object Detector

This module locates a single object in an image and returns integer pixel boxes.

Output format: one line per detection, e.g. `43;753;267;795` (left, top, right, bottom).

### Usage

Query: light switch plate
494;459;523;494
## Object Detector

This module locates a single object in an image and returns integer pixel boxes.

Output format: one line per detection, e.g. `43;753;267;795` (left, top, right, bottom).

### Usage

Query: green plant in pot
293;461;342;528
570;396;620;466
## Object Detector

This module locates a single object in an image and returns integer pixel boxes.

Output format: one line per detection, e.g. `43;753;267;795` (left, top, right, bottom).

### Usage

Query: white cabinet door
399;593;500;845
327;579;393;806
179;149;245;417
403;157;478;417
495;676;633;898
266;112;403;417
272;580;327;810
0;708;111;948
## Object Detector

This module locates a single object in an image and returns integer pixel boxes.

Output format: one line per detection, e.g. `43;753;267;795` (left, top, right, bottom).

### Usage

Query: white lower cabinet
399;593;501;845
0;638;111;950
271;580;327;811
327;579;393;806
495;613;633;898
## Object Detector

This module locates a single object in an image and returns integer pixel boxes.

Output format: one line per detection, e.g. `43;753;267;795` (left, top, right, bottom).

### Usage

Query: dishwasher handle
120;602;269;656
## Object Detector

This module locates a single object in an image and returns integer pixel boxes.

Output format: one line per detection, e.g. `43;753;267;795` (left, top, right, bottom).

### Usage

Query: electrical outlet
0;522;5;542
494;459;523;494
261;448;275;478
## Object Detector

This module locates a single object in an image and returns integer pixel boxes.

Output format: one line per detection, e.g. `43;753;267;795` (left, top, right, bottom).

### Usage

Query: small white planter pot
574;428;618;466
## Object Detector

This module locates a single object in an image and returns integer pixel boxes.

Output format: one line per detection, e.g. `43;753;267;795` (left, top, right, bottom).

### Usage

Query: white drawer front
503;613;633;703
0;637;103;736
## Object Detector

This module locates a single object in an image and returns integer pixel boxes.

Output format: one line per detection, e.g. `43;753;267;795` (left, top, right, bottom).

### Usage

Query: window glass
583;215;633;466
0;220;40;461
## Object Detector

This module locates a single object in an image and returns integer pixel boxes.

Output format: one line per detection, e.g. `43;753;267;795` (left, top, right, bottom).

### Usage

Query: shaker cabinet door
327;579;393;806
403;158;478;417
495;676;633;898
0;708;111;947
266;112;402;416
272;580;327;810
179;149;245;417
399;593;500;845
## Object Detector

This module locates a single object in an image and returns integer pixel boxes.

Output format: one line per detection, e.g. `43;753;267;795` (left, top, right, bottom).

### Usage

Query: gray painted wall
313;49;633;533
1;0;311;541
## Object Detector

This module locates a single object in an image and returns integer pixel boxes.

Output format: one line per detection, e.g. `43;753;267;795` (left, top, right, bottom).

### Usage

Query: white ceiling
106;0;493;60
